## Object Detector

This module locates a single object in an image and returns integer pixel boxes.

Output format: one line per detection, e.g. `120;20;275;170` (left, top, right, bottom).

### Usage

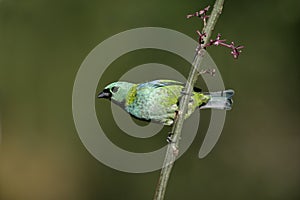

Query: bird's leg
166;132;174;143
174;110;179;120
166;110;179;143
179;90;194;106
180;90;189;95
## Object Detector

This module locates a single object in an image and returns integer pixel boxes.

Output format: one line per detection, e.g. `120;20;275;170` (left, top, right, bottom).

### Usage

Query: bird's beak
97;89;112;99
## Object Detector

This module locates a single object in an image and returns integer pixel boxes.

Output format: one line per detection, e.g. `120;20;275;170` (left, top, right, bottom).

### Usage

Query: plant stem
153;1;224;200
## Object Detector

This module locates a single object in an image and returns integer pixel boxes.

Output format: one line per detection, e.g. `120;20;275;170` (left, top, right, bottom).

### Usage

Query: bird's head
97;81;134;104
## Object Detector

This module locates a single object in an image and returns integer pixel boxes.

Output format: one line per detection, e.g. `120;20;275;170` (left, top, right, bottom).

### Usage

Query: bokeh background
1;0;299;199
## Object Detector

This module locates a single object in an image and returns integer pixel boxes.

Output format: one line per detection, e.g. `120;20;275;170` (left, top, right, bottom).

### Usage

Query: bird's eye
111;86;119;93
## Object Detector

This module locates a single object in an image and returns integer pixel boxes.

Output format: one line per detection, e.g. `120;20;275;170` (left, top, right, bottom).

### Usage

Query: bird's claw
180;90;189;95
166;132;174;143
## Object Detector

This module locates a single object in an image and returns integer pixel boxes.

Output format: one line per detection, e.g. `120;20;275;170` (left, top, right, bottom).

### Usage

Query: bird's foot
166;132;174;143
181;90;188;95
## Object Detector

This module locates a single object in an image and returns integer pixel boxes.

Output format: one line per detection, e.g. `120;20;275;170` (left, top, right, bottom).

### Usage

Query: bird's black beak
97;89;112;99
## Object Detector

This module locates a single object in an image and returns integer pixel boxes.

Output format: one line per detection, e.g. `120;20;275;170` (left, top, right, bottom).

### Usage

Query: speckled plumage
98;80;234;125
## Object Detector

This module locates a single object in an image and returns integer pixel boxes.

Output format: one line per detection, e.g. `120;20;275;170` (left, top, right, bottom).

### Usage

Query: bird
97;80;234;126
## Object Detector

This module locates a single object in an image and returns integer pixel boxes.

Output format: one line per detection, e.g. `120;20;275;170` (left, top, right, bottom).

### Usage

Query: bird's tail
200;90;234;110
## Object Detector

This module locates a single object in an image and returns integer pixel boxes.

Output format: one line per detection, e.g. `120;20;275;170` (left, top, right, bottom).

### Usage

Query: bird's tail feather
200;89;234;110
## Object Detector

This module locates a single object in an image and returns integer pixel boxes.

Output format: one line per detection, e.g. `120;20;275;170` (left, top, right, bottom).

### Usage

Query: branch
153;1;225;200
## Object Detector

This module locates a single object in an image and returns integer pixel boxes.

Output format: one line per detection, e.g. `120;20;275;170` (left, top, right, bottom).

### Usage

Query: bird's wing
137;80;184;90
137;80;202;92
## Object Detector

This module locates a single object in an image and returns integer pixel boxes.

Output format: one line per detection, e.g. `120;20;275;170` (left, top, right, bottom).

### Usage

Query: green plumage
98;80;234;126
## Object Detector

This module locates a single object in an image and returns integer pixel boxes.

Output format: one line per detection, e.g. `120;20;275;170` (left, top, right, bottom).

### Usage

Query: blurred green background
0;0;299;199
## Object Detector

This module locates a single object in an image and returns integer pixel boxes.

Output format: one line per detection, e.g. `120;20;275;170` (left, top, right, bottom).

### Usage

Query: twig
153;1;225;200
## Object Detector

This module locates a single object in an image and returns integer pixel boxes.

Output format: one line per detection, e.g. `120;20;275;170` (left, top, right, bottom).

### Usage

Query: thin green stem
153;1;224;200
